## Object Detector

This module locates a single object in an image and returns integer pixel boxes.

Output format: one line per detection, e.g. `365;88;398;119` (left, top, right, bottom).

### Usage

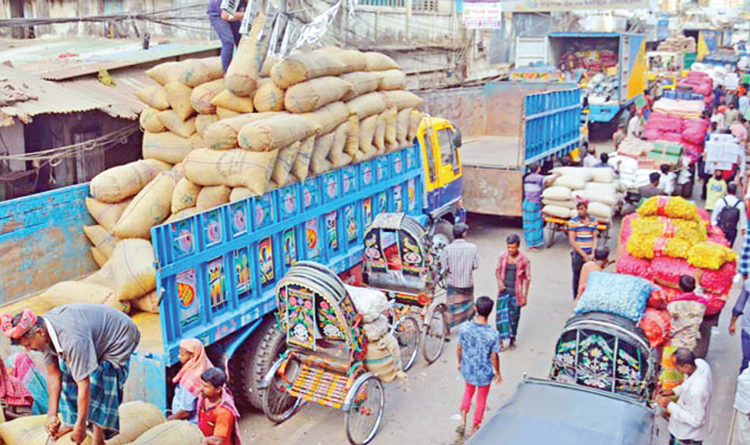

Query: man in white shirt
582;146;598;168
712;182;747;247
656;348;713;445
627;113;642;139
658;164;676;196
733;367;750;445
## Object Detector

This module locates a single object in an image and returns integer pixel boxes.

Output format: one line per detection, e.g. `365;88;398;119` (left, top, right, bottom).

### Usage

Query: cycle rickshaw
362;213;450;366
259;261;386;445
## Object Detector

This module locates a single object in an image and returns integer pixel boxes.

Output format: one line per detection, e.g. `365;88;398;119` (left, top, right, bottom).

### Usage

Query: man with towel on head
1;304;140;445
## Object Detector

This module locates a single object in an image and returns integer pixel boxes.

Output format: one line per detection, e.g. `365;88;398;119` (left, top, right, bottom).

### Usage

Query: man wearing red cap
1;304;140;445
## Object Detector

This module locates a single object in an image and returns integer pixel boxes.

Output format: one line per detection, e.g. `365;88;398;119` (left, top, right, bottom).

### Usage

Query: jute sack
190;78;225;114
384;106;398;148
145;61;181;85
37;281;130;313
216;107;240;120
314;47;368;73
211;89;254;113
195;114;219;137
157;111;196;138
165;207;199;224
238;113;319;152
381;90;423;110
253;78;285;112
106;401;165;445
140;107;166;133
0;415;93;445
92;247;109;268
90;159;171;203
142;131;195;164
203;112;281;150
542;204;574;219
132;291;160;315
284;77;351;114
374;111;387;153
354;146;378;163
346;92;387;120
300;101;349;135
359;114;378;154
225;12;269;96
341;71;382;101
135;85;170;110
184;148;279;195
165;82;195;121
364;332;406;383
396;108;412;146
328;121;349;164
85;197;132;232
272;142;301;185
332;152;353;169
172;162;185;175
344;115;360;156
271;52;346;89
407;111;423;142
172;177;202;214
113;172;180;239
196;185;231;211
110;239;156;301
148;58;223;88
230;187;258;202
365;52;401;71
377;70;406;91
311;133;334;175
129;420;205;445
83;225;120;258
261;54;282;77
292;135;315;181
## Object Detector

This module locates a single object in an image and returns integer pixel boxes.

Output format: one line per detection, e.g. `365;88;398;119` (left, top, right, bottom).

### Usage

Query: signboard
657;19;669;41
462;2;502;29
458;0;647;14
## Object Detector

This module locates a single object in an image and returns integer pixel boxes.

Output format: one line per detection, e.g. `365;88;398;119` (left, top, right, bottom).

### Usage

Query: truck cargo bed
460;136;521;168
460;136;523;217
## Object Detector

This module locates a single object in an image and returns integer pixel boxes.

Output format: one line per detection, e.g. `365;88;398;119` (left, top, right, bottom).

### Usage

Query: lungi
670;435;702;445
522;200;544;248
447;286;475;329
496;291;520;341
738;410;750;445
740;231;750;277
59;359;130;439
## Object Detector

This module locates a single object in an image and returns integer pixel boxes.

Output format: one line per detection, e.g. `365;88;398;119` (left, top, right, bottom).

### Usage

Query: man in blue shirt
730;278;750;373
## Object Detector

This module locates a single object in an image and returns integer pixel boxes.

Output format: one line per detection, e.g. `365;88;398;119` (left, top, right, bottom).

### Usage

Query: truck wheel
432;220;454;253
229;317;286;410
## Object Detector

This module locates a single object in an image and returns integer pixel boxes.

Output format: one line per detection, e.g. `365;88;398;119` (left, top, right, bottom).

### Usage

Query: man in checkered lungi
2;304;140;445
442;223;479;333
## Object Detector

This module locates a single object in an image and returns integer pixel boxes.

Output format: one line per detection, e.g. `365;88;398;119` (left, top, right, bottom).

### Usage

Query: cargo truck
0;116;463;411
420;82;581;217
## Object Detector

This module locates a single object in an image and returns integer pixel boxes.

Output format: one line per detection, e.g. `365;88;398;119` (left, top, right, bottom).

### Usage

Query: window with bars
412;0;439;11
357;0;406;6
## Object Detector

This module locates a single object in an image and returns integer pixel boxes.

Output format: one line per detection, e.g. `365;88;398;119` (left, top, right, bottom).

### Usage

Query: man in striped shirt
567;199;598;299
442;223;479;331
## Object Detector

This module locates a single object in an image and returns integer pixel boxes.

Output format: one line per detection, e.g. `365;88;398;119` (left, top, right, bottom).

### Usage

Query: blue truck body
0;137;462;411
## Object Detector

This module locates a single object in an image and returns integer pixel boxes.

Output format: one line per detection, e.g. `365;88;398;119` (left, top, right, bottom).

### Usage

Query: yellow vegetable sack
626;233;691;260
687;241;738;270
637;196;698;221
631;216;707;245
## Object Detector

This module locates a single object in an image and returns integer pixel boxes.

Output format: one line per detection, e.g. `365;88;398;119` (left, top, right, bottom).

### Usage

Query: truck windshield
437;128;458;173
423;134;438;183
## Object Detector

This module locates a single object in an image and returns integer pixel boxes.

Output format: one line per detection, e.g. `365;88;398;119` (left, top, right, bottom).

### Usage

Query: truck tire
432;220;454;253
229;316;287;410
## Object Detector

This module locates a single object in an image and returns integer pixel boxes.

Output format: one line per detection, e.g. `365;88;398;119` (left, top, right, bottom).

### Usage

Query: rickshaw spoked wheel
261;358;303;424
422;303;448;364
394;314;420;372
345;375;385;445
544;220;557;248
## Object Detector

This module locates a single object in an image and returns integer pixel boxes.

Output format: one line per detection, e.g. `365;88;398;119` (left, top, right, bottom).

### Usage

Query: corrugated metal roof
0;65;111;126
59;70;159;120
0;38;220;80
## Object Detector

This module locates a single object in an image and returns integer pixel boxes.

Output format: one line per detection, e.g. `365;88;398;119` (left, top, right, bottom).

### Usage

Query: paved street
240;212;744;445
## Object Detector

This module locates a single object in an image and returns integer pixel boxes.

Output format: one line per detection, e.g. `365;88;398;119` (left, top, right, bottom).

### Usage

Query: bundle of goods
643;108;708;164
690;63;728;90
541;167;619;221
656;36;696;53
616;138;654;158
12;14;423;328
561;49;618;73
575;271;655;322
608;152;660;192
652;98;704;118
585;74;619;104
677;69;714;97
346;285;406;382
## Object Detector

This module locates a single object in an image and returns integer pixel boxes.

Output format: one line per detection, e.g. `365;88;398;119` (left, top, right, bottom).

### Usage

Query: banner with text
458;0;648;14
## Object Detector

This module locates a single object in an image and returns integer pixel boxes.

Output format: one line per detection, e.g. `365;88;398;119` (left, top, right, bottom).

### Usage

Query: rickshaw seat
290;346;352;374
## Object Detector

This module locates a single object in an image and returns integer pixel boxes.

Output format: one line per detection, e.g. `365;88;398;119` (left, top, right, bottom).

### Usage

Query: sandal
456;424;466;435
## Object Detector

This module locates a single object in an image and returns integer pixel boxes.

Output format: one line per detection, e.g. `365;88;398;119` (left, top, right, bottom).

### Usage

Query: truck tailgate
460;136;523;217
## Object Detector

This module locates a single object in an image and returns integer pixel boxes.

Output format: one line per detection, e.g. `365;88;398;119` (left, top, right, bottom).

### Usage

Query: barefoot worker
1;304;140;445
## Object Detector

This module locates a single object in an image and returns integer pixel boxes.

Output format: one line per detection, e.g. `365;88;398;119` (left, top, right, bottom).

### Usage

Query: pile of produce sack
656;36;696;53
541;166;619;221
643;101;709;164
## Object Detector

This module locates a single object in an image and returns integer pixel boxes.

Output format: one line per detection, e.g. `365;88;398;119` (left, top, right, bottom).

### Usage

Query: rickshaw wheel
345;375;385;445
261;359;302;424
544;221;556;248
422;303;448;364
394;314;420;372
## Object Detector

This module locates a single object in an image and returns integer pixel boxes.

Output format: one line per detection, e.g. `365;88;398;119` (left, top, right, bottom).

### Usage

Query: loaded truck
0;116;464;411
420;81;581;217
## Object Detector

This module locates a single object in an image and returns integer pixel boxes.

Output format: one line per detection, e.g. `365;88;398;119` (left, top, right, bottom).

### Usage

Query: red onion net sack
659;285;681;303
682;121;708;146
645;113;683;133
650;256;698;289
704;293;728;316
696;207;711;224
700;261;736;295
615;248;652;280
707;225;730;246
620;213;639;244
661;132;684;143
687;71;709;79
648;287;668;309
644;129;663;141
639;308;671;348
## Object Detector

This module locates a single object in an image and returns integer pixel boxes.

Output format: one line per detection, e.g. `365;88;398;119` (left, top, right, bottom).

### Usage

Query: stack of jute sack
346;285;406;383
25;13;426;322
541;166;619;222
656;36;696;53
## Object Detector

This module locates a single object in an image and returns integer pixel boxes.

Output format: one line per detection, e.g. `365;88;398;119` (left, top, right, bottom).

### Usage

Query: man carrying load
1;304;140;445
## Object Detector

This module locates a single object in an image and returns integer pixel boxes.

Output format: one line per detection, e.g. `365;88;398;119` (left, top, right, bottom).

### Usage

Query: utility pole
9;0;24;39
